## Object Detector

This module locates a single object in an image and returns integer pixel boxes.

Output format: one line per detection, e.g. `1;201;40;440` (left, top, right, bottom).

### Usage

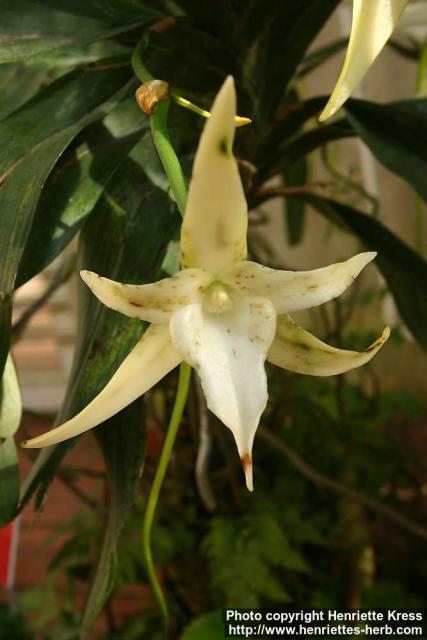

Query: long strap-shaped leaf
301;194;427;352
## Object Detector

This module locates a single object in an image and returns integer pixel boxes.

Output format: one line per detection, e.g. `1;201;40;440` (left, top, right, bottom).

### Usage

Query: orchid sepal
319;0;409;122
180;76;248;273
22;324;182;448
268;315;390;376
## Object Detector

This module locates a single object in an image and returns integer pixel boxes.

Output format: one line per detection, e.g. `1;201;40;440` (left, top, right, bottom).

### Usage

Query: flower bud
135;80;170;116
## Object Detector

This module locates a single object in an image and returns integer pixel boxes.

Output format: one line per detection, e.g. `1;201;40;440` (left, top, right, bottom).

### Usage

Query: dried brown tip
135;80;170;116
241;453;253;492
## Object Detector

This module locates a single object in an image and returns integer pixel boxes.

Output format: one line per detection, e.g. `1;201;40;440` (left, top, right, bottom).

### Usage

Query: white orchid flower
23;77;389;490
319;0;410;121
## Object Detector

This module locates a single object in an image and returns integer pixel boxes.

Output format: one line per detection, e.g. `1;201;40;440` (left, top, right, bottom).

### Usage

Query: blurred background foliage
0;0;426;638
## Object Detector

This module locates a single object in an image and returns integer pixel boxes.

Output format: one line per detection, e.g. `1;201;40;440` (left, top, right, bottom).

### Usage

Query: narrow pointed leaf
80;402;146;639
20;155;179;508
16;122;142;287
19;154;179;637
254;96;328;166
0;129;82;377
0;65;133;175
0;0;160;63
254;119;354;186
345;98;427;202
0;63;49;122
303;194;427;351
240;0;340;121
0;70;134;377
282;159;307;245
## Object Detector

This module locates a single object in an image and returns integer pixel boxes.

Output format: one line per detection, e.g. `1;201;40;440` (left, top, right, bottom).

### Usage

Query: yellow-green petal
180;76;248;273
21;325;181;448
223;252;376;313
268;315;390;376
319;0;409;122
81;269;213;324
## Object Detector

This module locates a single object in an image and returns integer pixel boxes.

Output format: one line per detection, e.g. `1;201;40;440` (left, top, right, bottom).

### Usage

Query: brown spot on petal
241;453;252;473
218;136;230;156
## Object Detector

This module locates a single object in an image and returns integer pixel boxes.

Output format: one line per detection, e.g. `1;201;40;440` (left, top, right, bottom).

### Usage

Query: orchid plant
23;77;389;491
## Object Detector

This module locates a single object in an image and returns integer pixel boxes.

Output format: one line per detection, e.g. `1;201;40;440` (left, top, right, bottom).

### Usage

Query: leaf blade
303;194;427;351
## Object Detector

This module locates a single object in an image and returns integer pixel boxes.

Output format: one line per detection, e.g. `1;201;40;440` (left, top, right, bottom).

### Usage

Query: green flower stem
149;100;187;217
132;35;187;217
142;362;191;637
133;35;192;636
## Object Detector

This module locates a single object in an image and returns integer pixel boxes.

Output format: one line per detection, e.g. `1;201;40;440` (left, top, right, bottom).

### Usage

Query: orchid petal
223;252;376;313
169;297;276;491
80;269;212;324
22;325;181;448
268;315;390;376
319;0;409;121
180;76;247;272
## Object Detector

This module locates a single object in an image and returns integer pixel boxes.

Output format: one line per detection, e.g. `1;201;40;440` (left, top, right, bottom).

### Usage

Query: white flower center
203;281;233;314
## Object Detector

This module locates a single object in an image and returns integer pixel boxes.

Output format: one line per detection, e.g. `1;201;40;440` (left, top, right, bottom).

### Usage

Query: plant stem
132;35;187;218
149;100;187;217
142;362;192;637
133;36;192;635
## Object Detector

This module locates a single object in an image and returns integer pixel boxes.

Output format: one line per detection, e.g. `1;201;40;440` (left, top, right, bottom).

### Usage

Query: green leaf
0;63;49;123
0;68;134;375
298;37;348;78
0;0;159;64
178;0;237;40
204;512;300;606
0;129;81;377
20;146;179;509
282;158;307;245
0;355;22;526
180;611;224;640
303;194;427;351
19;145;180;634
81;404;145;638
254;118;354;186
0;65;133;175
140;23;234;100
255;96;327;161
240;0;340;122
0;439;19;528
345;98;427;202
16;121;143;287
